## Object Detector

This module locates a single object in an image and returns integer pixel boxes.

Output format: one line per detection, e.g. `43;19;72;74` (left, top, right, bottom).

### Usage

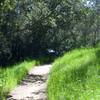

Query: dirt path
7;64;52;100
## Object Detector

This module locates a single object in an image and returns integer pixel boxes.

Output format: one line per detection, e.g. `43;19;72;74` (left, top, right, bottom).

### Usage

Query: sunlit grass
0;59;38;99
48;47;100;100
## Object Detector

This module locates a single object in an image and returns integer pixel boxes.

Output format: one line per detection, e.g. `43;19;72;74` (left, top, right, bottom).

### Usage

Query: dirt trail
7;64;52;100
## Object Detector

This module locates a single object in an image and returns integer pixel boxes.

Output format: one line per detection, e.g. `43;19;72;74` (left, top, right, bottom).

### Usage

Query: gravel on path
7;64;52;100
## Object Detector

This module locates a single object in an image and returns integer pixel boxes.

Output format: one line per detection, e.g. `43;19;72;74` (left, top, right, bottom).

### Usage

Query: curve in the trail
7;64;52;100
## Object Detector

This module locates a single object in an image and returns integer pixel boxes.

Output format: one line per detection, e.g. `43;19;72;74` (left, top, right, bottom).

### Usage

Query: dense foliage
48;47;100;100
0;0;100;66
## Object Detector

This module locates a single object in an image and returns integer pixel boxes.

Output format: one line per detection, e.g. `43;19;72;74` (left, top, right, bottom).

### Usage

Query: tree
0;0;99;66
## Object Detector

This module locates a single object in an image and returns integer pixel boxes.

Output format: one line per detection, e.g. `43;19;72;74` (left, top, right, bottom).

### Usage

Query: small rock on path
7;64;52;100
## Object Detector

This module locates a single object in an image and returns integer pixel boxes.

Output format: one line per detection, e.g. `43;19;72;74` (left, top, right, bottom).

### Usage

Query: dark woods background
0;0;100;66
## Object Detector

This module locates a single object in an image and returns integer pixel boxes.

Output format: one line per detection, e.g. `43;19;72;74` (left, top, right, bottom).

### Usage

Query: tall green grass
0;59;38;99
48;47;100;100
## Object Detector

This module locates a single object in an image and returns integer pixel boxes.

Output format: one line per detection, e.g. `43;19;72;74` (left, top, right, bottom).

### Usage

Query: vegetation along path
7;64;52;100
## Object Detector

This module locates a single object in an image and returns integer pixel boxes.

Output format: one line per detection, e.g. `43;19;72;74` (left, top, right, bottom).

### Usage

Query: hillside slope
48;48;100;100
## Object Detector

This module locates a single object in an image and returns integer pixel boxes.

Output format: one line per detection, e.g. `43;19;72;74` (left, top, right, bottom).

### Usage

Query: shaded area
0;0;100;66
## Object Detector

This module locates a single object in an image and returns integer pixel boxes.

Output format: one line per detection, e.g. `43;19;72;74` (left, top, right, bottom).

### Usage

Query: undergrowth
48;47;100;100
0;59;38;99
